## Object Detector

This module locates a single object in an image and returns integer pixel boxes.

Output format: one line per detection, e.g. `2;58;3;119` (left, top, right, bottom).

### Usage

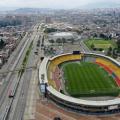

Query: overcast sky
0;0;120;9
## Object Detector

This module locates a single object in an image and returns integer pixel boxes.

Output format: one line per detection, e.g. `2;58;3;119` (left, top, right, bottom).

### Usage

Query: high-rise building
45;17;52;24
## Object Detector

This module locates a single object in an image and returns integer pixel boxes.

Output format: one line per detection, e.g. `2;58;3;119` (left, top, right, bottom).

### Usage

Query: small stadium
39;52;120;115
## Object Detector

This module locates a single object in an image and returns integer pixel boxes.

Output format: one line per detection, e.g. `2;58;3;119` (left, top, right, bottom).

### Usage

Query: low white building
48;32;78;42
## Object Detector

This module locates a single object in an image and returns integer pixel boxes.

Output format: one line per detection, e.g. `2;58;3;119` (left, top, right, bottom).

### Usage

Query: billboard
40;84;45;93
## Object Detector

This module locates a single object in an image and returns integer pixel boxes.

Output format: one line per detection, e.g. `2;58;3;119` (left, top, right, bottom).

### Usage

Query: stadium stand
96;58;120;86
48;79;57;89
96;58;120;77
47;54;82;89
83;56;96;62
51;54;82;66
52;66;61;90
96;62;113;74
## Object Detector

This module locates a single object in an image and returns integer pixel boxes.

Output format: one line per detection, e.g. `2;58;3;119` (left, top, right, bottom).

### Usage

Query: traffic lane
0;33;29;88
11;69;33;120
8;28;39;120
11;31;40;119
0;33;30;94
0;27;37;119
0;37;31;109
0;73;17;118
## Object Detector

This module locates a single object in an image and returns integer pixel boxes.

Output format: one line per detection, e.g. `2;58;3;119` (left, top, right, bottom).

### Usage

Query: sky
0;0;120;10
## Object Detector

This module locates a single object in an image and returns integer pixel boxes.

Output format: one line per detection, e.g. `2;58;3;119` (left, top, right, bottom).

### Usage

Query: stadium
48;32;78;42
39;52;120;115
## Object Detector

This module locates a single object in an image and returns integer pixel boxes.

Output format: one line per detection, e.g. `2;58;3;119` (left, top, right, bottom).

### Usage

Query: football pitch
62;62;119;97
84;39;117;50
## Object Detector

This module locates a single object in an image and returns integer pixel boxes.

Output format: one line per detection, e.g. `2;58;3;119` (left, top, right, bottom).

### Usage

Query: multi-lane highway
0;24;42;120
8;27;42;120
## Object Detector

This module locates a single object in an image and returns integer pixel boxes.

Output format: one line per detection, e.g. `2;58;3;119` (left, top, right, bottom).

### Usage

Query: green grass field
62;62;119;97
84;39;117;50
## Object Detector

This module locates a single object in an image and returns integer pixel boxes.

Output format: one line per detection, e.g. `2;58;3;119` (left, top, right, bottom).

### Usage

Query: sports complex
39;51;120;115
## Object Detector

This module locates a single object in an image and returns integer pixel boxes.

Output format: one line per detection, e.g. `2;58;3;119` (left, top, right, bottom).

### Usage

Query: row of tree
44;28;57;33
49;38;75;45
93;33;112;40
117;39;120;49
106;39;120;58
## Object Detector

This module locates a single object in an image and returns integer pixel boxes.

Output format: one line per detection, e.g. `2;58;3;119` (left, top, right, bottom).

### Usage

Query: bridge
0;65;36;75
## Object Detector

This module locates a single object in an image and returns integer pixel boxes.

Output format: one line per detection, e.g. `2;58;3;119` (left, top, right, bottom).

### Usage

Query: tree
107;47;112;56
91;44;95;50
113;48;118;58
49;39;54;46
61;38;66;44
54;117;61;120
0;39;5;49
56;38;62;45
99;33;109;40
99;48;103;51
109;34;112;40
117;39;120;49
71;38;74;44
75;29;83;34
44;28;57;33
93;33;98;38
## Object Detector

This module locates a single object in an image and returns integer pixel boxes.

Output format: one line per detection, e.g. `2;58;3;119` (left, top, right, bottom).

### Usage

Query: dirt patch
35;99;120;120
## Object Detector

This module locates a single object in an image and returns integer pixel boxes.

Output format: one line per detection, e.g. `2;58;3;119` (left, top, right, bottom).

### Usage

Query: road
0;27;35;109
7;24;42;120
0;24;41;120
80;40;91;53
79;39;105;55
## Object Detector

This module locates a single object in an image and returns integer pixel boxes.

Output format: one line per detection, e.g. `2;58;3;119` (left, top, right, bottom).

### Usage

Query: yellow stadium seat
96;58;120;78
47;54;83;89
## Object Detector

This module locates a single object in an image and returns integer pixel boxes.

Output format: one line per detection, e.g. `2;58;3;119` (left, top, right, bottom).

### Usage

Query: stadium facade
39;52;120;115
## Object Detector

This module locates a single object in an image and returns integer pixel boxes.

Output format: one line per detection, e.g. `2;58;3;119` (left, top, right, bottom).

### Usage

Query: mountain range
0;1;120;13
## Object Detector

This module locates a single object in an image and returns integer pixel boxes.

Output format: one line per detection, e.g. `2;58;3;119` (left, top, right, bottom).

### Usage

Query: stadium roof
53;32;73;37
47;86;120;107
39;57;49;84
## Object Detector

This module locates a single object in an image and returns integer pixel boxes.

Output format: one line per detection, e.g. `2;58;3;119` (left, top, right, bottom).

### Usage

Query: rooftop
53;32;73;37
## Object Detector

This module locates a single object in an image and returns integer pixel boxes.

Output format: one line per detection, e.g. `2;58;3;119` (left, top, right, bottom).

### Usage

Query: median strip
19;41;33;77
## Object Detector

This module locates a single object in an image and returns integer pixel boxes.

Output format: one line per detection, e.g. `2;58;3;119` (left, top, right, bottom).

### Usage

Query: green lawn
84;39;117;50
62;62;119;97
